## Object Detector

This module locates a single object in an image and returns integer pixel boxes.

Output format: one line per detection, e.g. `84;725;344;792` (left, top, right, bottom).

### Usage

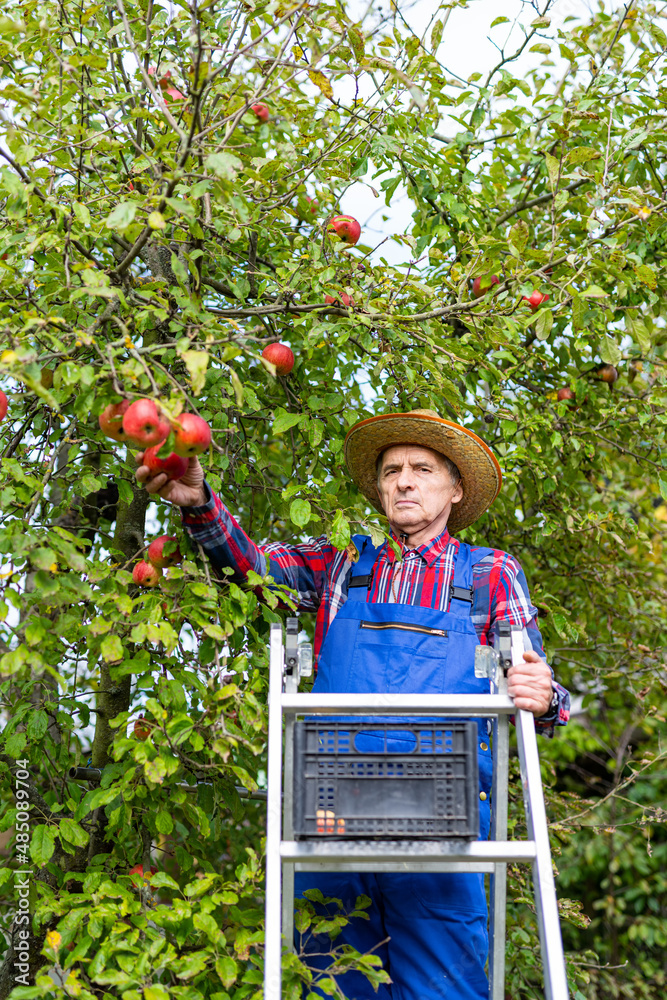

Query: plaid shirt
182;485;570;736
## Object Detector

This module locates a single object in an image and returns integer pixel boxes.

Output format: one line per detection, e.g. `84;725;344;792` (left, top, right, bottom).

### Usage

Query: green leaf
215;956;238;988
59;817;89;847
600;335;622;366
508;220;529;256
659;479;667;502
73;202;91;227
535;310;553;341
4;732;27;756
181;350;209;396
490;16;510;27
104;201;137;231
290;499;312;528
26;709;48;740
100;635;123;663
567;146;602;166
155;809;174;834
144;988;170;1000
30;824;56;866
430;19;444;51
330;511;351;550
272;409;302;435
634;263;657;289
205;152;243;180
544;152;560;188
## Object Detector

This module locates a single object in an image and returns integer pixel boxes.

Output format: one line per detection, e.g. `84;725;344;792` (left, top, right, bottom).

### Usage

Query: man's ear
451;481;464;505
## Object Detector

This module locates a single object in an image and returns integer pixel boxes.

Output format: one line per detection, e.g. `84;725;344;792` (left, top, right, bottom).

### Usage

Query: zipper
360;620;447;637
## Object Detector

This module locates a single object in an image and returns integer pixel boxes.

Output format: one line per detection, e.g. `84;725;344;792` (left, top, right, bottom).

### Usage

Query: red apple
262;342;295;375
251;102;270;122
129;862;157;881
328;215;361;245
132;562;162;587
148;535;182;569
172;412;211;457
0;391;8;423
99;400;130;442
122;399;170;448
557;387;576;403
522;290;550;312
143;444;189;481
165;86;185;101
472;274;500;298
596;363;618;384
325;293;355;307
133;715;153;741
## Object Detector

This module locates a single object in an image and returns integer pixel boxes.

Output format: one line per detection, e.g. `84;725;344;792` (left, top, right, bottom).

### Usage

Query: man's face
376;444;464;537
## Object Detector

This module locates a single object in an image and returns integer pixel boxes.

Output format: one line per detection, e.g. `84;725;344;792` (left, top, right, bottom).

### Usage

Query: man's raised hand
135;453;207;507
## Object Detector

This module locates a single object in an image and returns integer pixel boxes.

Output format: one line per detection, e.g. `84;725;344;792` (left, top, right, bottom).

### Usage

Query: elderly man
136;408;569;1000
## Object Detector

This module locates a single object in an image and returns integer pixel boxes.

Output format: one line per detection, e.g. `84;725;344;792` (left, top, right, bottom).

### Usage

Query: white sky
341;0;613;264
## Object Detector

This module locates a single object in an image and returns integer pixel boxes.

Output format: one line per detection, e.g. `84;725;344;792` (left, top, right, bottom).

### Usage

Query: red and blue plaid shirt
182;485;570;736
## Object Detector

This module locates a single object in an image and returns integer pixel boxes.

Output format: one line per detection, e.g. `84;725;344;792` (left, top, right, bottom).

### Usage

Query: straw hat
344;409;502;532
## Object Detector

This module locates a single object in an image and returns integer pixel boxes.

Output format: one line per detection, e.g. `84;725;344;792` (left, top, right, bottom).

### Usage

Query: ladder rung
292;861;499;873
280;693;516;715
280;839;537;864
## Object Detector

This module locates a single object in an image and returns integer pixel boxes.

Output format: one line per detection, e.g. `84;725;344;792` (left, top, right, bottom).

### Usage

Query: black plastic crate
293;721;479;840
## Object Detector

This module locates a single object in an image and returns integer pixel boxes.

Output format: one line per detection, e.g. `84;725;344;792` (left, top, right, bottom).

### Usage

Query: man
136;408;569;1000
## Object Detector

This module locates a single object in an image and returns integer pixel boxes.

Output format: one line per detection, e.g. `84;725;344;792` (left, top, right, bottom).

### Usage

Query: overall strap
447;541;495;615
346;534;382;602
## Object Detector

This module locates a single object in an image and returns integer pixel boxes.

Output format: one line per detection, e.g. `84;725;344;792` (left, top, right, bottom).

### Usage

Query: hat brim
344;413;502;532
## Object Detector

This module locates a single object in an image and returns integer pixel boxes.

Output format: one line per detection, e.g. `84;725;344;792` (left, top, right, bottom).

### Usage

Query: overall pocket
350;621;448;694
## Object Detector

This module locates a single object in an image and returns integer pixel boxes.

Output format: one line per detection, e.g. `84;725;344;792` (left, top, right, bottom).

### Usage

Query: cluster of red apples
98;397;207;584
132;534;182;588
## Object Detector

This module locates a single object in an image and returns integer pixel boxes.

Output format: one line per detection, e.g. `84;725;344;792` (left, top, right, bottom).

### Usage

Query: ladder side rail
516;708;569;1000
264;624;285;1000
489;709;510;1000
282;672;297;952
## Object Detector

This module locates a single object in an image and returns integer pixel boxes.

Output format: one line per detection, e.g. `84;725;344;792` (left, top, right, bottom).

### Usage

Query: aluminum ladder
264;619;569;1000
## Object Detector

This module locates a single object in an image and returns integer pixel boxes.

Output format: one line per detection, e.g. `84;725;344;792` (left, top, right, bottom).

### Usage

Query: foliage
1;0;667;997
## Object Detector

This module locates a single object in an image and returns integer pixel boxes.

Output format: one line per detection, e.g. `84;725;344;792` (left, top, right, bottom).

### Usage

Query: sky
341;0;613;264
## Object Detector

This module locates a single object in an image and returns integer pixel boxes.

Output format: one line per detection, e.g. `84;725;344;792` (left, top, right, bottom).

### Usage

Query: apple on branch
325;293;355;307
0;390;8;423
328;215;361;245
596;363;619;385
262;342;295;375
129;862;158;883
99;400;130;442
172;413;211;457
251;102;270;122
122;399;170;448
557;387;576;403
472;274;500;298
132;562;162;587
148;535;182;569
133;715;153;741
522;290;550;312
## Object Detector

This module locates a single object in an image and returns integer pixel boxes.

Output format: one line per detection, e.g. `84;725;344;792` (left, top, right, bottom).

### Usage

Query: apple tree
1;1;667;998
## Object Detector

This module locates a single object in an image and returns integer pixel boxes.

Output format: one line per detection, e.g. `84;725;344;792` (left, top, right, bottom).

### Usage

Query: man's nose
396;467;415;490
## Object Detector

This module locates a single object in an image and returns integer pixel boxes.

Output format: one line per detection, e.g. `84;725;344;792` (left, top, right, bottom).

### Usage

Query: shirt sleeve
490;552;570;738
180;482;336;611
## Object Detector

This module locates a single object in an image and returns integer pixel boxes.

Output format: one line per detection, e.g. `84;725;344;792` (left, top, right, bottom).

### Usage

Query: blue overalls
295;535;494;1000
